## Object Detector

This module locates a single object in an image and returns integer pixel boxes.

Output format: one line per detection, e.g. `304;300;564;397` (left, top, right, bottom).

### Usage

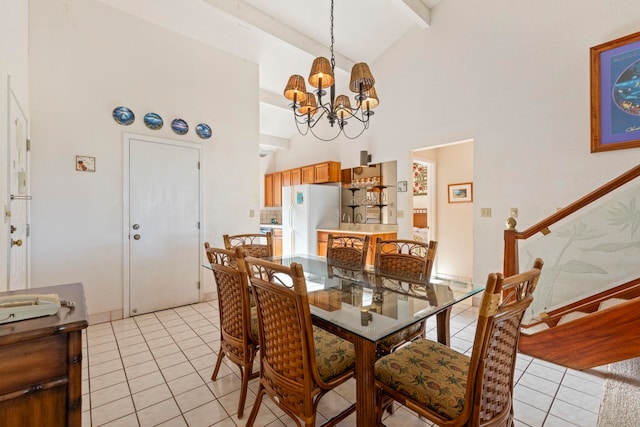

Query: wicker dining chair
374;258;544;427
204;243;259;418
223;232;273;258
326;233;370;267
238;251;357;427
374;238;438;357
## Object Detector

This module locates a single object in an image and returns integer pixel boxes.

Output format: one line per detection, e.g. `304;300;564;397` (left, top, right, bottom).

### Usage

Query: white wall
273;0;640;283
0;0;30;290
28;0;260;316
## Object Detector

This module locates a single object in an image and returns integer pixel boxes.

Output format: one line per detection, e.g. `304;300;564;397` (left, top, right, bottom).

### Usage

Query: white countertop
259;224;283;229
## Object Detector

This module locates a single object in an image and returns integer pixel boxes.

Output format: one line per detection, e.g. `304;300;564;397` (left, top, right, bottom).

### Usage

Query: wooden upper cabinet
266;162;340;206
264;173;274;207
291;168;302;185
314;161;341;183
273;172;282;207
282;170;292;187
301;166;315;184
341;168;352;185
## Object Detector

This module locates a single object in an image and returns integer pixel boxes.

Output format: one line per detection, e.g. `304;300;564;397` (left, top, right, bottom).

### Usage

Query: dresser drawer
0;334;67;394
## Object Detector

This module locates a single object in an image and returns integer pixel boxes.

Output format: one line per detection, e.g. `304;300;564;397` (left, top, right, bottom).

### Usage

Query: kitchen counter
259;224;283;229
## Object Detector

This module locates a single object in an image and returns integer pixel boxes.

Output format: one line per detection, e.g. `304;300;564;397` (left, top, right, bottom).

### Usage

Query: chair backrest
204;243;257;353
463;258;543;426
223;232;273;258
374;238;437;281
326;233;370;267
238;253;325;417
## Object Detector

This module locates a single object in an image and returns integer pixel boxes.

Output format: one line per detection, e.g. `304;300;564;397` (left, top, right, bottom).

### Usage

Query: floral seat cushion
312;326;356;382
375;338;470;420
250;306;259;338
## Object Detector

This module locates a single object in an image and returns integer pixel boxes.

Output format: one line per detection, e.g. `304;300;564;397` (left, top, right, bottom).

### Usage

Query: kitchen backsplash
260;209;282;224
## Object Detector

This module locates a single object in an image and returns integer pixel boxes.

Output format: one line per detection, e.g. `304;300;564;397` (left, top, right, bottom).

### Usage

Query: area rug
597;357;640;427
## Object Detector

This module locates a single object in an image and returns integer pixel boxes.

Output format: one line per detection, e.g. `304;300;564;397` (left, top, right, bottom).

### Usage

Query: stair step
599;298;627;311
557;311;589;325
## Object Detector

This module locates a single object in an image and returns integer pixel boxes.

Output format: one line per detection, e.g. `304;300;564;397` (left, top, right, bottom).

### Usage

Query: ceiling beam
394;0;431;29
202;0;355;72
260;89;290;112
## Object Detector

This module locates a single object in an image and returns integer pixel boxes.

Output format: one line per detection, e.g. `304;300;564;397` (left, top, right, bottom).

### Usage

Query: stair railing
504;164;640;276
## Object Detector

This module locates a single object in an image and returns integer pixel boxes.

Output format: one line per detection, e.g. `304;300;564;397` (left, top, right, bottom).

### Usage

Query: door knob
11;239;23;247
133;234;141;240
132;224;140;230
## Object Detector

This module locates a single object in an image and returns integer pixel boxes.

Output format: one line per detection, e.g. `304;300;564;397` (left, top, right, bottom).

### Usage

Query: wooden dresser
0;283;88;427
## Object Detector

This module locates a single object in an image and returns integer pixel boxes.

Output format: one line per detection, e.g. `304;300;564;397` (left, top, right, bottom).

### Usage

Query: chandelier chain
330;0;335;71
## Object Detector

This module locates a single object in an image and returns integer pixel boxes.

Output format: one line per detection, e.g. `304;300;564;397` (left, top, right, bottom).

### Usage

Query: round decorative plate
195;123;212;139
112;106;135;126
143;112;163;130
171;118;189;135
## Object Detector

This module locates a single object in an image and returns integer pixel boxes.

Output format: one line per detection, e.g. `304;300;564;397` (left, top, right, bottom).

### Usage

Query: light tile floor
82;298;607;427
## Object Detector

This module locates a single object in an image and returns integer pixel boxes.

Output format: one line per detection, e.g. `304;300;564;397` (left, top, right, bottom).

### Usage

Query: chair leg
236;365;252;418
244;384;265;427
211;349;225;381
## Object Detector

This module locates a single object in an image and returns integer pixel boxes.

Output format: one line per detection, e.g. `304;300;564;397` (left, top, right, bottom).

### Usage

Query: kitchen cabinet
314;161;341;183
273;228;283;256
0;283;88;427
266;162;340;207
264;172;283;207
317;230;397;266
273;172;282;207
301;165;315;184
282;170;291;186
291;168;302;185
264;173;274;207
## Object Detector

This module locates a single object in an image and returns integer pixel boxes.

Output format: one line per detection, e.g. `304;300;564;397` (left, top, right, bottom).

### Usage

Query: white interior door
7;87;29;291
127;136;201;316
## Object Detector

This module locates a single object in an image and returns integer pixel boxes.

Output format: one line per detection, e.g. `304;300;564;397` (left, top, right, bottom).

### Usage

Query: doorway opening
411;139;474;282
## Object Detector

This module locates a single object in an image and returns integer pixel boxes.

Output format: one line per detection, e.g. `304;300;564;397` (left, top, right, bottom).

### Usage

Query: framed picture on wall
76;156;95;172
448;182;473;203
590;31;640;153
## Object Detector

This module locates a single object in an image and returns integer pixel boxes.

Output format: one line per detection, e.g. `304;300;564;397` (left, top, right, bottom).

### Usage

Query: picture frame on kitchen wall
590;31;640;153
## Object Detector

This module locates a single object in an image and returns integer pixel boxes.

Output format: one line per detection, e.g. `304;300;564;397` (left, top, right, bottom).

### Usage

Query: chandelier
283;0;379;141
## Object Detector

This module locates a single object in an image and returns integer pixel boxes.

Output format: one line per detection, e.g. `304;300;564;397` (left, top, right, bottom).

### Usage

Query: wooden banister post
503;220;519;276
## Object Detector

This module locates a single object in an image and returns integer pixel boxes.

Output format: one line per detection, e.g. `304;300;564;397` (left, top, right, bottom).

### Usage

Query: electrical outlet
510;208;518;218
480;208;492;218
249;209;255;218
397;210;404;218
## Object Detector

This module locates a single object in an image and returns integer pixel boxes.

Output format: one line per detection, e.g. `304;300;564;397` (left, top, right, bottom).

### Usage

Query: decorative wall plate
195;123;212;139
144;112;163;130
112;106;135;125
171;118;189;135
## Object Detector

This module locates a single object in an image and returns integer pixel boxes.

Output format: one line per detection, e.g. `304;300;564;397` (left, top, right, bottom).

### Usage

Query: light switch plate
480;208;492;217
510;208;518;218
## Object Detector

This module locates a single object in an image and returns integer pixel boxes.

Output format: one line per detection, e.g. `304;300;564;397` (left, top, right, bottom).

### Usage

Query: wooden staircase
504;164;640;370
518;278;640;370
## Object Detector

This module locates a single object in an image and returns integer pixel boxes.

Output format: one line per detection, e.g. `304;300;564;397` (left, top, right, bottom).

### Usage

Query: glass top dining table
249;254;484;426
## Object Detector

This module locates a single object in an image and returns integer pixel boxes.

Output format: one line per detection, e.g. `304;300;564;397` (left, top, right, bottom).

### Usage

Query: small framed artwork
397;181;408;192
590;31;640;153
448;182;473;203
76;156;95;172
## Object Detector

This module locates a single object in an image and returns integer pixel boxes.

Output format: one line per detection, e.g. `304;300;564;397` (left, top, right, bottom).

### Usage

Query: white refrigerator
282;184;340;256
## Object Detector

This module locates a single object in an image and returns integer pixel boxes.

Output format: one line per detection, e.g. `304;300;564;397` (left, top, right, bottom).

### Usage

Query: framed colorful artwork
76;156;95;172
413;162;428;195
448;182;473;203
590;31;640;153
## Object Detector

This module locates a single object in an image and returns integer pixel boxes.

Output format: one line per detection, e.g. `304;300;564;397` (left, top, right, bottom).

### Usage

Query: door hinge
26;224;30;237
26;139;31;151
197;221;200;230
197;281;201;289
197;161;200;170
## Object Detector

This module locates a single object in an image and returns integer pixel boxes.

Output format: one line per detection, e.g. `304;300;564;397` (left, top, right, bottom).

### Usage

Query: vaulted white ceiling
96;0;440;143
